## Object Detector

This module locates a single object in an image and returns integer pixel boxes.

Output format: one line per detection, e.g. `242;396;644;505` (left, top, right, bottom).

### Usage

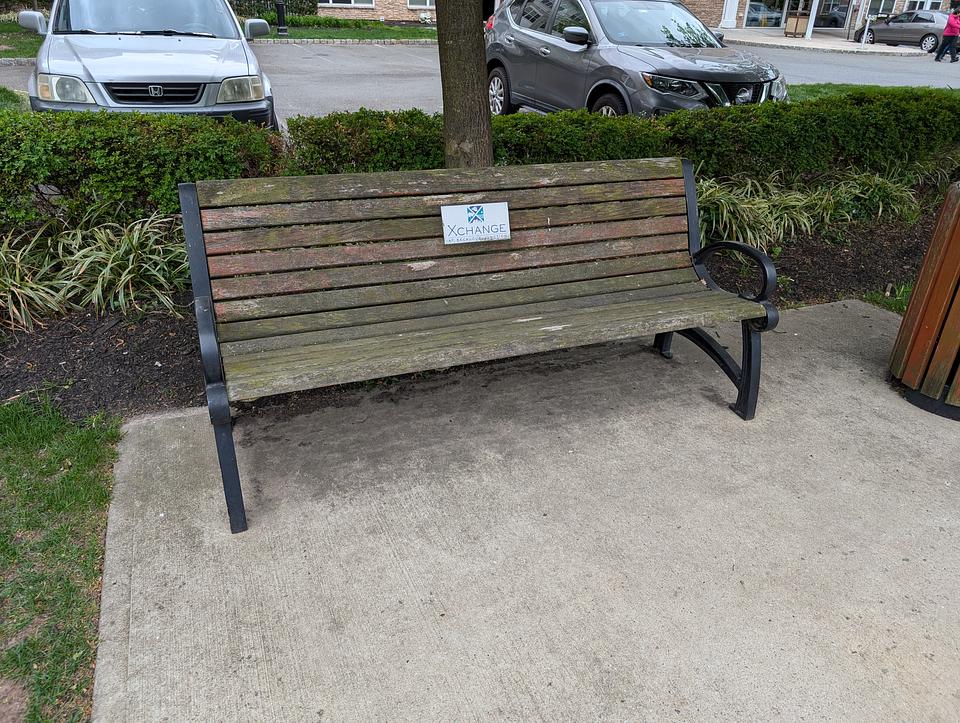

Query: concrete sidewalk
724;27;928;55
93;301;960;721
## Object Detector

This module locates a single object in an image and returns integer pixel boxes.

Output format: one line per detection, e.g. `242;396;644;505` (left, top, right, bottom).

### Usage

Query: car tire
591;92;627;117
921;33;938;52
864;29;875;43
488;67;516;116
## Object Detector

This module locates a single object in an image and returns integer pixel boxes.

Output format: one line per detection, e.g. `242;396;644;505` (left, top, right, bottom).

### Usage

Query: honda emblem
147;85;164;97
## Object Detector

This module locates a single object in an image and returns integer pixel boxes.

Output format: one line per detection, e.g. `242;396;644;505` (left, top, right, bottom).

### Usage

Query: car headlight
641;73;706;100
770;74;788;101
217;76;265;104
37;74;96;104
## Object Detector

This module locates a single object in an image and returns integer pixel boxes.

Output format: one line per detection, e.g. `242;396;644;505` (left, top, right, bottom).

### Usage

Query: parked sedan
854;10;947;52
486;0;787;118
18;0;277;126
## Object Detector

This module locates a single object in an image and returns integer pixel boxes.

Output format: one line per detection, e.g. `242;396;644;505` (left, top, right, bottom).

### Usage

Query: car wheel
591;93;627;117
488;67;516;116
921;33;938;52
865;29;875;43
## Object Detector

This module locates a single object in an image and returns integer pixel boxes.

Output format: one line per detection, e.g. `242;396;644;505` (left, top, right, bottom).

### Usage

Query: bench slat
200;187;686;232
207;215;687;278
218;271;703;345
221;292;762;401
211;240;690;301
214;256;691;323
203;193;686;256
196;158;684;208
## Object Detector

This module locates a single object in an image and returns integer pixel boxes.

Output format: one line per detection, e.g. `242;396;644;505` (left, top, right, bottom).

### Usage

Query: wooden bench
179;158;779;533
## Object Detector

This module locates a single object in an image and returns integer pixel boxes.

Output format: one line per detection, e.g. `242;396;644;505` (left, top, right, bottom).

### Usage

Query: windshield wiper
56;29;110;34
139;29;217;38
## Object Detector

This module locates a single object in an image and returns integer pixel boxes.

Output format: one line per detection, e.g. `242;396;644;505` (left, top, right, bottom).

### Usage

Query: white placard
440;202;511;244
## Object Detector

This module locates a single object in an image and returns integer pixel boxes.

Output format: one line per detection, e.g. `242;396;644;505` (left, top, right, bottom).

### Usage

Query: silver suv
19;0;276;127
486;0;787;117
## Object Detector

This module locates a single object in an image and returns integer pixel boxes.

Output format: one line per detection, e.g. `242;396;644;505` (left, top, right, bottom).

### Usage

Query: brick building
316;0;438;22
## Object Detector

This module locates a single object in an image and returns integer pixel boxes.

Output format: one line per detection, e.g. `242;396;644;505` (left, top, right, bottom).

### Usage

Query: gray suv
486;0;787;117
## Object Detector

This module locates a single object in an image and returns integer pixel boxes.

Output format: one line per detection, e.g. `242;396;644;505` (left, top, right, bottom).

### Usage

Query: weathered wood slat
211;242;692;302
899;229;960;388
196;158;684;208
217;268;700;341
203;194;688;256
219;279;707;351
228;293;753;370
214;256;689;322
207;216;688;278
201;189;686;232
222;292;763;401
891;185;960;378
919;288;960;399
948;366;960;406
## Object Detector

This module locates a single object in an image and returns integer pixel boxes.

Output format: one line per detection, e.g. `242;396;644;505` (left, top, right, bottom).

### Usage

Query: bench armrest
693;241;779;331
693;241;777;303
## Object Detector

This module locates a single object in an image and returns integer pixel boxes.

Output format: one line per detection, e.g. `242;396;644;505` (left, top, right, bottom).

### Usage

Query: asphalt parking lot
2;43;958;121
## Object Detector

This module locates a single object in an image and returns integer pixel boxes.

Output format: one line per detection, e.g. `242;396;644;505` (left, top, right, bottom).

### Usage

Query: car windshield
52;0;239;38
590;0;721;47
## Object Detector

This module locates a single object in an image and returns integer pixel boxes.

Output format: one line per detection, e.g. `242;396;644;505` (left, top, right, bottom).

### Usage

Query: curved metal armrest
693;240;778;303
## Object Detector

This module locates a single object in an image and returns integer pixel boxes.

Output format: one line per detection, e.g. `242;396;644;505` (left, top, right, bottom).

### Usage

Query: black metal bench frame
179;160;778;534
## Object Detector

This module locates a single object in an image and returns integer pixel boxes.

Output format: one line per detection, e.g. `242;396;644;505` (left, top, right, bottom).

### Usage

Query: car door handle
539;47;551;56
504;34;515;43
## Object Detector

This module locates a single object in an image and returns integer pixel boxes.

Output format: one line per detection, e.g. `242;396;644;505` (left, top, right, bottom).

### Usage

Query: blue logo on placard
467;205;484;223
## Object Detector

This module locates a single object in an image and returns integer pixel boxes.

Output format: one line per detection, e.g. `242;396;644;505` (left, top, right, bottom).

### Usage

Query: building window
408;0;436;7
318;0;375;6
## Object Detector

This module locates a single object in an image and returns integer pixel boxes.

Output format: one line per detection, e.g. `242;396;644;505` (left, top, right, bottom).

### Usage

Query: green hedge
260;12;382;29
0;111;278;228
3;87;958;234
287;88;960;179
229;0;317;17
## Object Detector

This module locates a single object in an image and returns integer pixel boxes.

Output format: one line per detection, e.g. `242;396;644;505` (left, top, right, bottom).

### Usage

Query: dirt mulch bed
0;295;204;421
0;217;934;420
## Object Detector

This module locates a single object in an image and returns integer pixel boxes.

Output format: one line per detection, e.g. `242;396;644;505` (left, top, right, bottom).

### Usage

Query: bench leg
212;420;249;534
731;321;762;422
653;332;674;359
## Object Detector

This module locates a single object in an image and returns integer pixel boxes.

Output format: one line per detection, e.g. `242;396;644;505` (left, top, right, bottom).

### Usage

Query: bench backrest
181;157;700;370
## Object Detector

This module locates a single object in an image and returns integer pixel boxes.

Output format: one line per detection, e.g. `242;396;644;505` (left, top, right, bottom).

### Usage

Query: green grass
790;83;960;102
865;281;914;314
0;85;28;112
268;24;437;40
0;20;42;59
0;400;120;722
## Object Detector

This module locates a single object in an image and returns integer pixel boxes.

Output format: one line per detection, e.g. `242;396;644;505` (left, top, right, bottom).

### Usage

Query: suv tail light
485;15;495;30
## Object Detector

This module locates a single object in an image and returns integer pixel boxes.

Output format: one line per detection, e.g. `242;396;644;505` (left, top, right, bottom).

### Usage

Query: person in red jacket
936;8;960;62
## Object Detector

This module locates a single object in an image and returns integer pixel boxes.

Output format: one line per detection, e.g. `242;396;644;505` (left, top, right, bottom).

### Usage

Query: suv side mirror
713;29;725;43
244;19;270;39
18;10;47;34
562;26;590;45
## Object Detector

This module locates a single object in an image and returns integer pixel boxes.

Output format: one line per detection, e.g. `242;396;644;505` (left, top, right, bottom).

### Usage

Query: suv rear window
517;0;558;31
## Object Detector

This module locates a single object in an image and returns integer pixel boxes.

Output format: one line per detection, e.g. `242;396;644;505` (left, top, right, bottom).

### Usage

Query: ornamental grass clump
0;228;69;330
56;214;189;314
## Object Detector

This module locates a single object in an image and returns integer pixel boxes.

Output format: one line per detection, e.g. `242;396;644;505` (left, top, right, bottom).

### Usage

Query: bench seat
220;286;765;400
180;157;778;532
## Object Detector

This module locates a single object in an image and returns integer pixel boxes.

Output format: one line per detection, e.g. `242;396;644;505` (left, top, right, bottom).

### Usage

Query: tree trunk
435;0;494;168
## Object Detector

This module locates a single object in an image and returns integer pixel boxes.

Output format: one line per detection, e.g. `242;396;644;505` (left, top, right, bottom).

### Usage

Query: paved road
2;43;958;120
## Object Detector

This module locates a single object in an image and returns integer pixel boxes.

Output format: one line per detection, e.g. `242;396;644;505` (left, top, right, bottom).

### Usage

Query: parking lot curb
0;57;35;66
251;38;437;45
725;38;927;56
